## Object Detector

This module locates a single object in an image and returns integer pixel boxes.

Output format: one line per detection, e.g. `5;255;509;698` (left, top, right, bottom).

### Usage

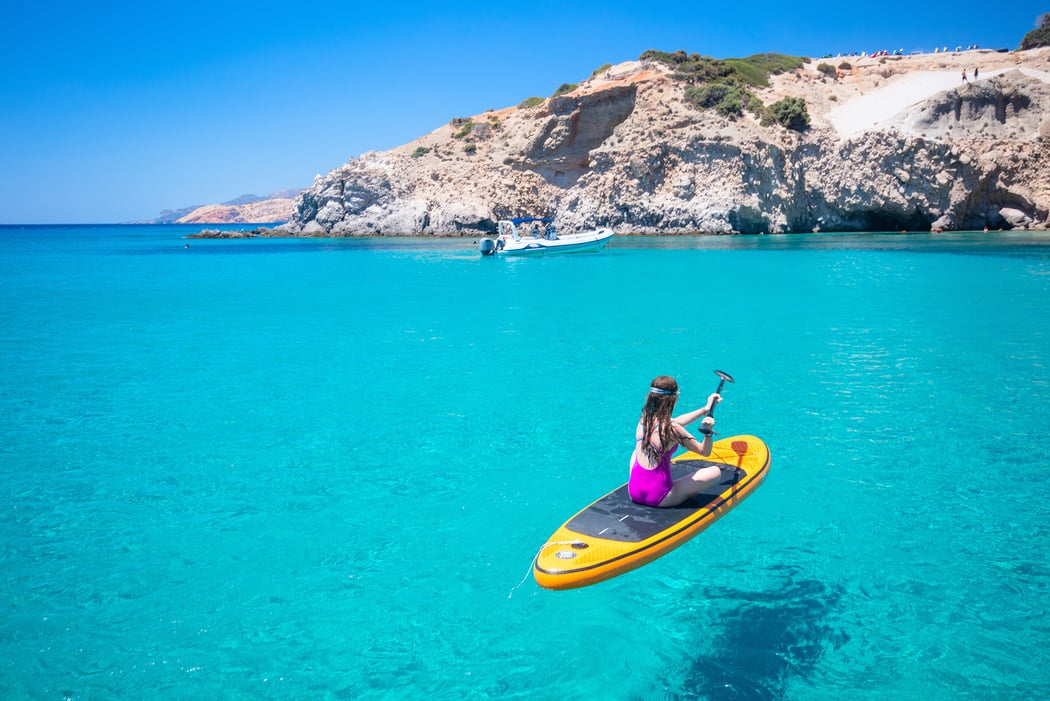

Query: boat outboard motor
479;238;497;256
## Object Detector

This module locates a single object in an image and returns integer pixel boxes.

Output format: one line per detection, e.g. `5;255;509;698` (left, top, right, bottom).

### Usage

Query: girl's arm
672;393;720;426
674;417;715;456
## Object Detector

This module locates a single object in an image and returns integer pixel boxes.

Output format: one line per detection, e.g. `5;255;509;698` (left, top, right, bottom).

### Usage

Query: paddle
708;369;735;418
700;369;734;436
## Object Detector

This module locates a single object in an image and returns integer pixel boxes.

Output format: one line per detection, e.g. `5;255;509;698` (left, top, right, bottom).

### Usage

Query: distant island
194;21;1050;236
142;189;300;224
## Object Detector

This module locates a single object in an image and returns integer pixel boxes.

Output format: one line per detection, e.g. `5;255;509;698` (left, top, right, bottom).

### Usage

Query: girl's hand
700;416;715;435
707;393;721;412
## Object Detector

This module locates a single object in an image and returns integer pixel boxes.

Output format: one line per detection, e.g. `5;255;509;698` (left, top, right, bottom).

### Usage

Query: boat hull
482;228;614;256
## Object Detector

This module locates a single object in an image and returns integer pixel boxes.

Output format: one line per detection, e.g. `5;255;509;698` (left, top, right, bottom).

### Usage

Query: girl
628;375;721;507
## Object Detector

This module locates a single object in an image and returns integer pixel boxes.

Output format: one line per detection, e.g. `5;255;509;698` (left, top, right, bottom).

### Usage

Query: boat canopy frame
507;217;552;225
498;217;557;242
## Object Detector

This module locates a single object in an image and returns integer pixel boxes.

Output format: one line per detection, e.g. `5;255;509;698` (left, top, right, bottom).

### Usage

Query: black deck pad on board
565;460;743;543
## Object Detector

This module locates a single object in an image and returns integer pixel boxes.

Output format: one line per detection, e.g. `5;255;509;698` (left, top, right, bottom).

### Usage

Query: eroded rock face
525;85;638;184
278;48;1050;236
886;70;1050;142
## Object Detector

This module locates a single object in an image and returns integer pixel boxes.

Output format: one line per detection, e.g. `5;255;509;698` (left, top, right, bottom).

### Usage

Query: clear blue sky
1;1;1045;223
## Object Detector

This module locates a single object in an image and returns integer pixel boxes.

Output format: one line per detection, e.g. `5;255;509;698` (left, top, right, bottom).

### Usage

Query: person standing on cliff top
962;69;967;82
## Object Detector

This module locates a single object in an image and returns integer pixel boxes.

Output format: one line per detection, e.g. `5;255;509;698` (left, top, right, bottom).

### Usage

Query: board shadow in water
680;572;849;700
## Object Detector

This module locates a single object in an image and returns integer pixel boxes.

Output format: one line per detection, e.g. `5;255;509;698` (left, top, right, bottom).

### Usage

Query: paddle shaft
709;379;725;418
708;377;730;418
706;370;735;424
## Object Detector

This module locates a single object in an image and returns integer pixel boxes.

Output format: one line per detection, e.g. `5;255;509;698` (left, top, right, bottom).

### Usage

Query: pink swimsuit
628;443;675;507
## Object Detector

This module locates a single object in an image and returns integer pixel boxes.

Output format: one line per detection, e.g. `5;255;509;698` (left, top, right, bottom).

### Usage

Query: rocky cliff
277;47;1050;236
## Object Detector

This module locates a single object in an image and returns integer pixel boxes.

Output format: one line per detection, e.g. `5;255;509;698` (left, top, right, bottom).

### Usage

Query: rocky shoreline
187;225;1032;239
186;227;485;239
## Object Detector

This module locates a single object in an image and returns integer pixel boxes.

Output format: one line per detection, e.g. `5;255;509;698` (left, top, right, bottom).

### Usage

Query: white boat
479;217;614;256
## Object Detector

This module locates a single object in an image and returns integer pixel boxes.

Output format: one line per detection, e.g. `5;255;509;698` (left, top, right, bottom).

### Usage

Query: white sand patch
1018;67;1050;83
828;67;1050;138
827;72;964;137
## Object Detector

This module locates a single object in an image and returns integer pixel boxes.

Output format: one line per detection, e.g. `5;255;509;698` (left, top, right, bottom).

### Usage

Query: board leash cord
508;541;581;598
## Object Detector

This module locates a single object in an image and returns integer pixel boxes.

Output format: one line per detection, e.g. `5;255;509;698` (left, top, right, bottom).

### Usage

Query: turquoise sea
1;224;1048;700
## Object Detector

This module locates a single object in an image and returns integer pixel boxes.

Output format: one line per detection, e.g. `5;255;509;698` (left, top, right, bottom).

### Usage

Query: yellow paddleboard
533;435;770;590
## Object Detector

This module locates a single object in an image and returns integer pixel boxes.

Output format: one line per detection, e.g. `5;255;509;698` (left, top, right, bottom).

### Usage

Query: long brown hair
640;375;679;464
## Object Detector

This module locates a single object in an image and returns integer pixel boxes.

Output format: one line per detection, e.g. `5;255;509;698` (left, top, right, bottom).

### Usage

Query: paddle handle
707;378;726;419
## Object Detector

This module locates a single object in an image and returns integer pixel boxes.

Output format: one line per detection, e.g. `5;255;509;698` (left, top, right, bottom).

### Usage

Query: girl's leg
658;465;723;507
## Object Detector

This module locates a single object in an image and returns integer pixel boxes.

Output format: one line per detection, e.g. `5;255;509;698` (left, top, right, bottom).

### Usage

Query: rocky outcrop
888;70;1050;139
185;227;273;239
277;48;1050;235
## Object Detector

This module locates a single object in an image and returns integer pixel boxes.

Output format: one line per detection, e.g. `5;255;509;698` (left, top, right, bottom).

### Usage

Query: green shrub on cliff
552;83;578;97
685;83;746;118
643;48;806;121
764;97;810;131
450;118;474;139
640;49;803;88
518;96;544;108
726;53;805;87
1019;13;1050;49
746;93;765;115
